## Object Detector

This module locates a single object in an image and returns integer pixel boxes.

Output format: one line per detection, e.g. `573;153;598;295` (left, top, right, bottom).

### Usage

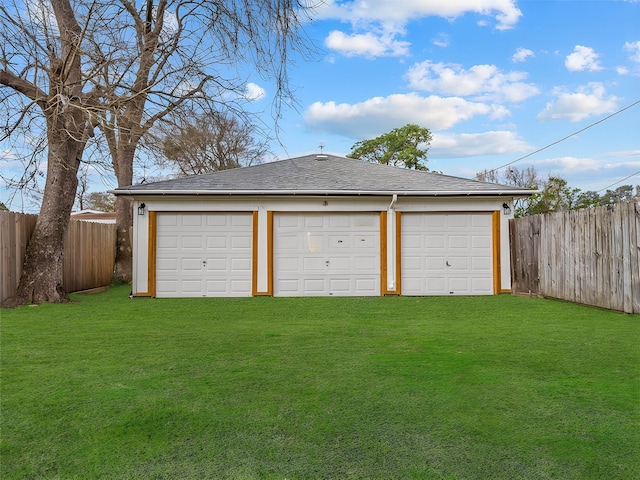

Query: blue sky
1;0;639;211
256;0;640;193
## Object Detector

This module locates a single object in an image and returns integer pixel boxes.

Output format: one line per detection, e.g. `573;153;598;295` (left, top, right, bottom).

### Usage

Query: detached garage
113;154;534;298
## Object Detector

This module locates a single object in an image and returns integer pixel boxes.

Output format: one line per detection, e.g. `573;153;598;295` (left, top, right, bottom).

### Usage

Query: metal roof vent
316;154;328;161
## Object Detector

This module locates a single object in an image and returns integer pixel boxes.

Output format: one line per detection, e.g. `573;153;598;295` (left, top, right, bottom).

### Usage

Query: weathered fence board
1;212;117;304
510;200;640;314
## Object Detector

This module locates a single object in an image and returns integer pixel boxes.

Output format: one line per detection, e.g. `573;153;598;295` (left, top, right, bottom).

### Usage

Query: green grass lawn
1;285;638;479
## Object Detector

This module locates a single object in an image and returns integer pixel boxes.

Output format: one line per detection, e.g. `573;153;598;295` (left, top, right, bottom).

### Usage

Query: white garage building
113;154;534;298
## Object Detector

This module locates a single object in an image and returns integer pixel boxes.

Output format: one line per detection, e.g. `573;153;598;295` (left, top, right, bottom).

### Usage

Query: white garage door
156;213;253;298
274;213;380;296
402;213;493;296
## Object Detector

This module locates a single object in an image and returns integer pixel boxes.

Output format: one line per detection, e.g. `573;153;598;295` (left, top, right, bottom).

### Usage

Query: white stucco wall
131;195;515;296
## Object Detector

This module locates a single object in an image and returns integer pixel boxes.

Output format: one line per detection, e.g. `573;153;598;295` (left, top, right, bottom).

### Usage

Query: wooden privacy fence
1;211;117;303
510;200;640;314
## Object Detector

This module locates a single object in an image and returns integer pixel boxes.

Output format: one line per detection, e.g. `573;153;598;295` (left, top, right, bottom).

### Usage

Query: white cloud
616;66;630;75
565;45;603;72
608;149;640;158
406;61;540;103
304;93;510;138
316;0;522;30
430;131;532;157
512;47;534;63
536;83;619;122
432;33;450;48
533;156;601;171
623;40;640;63
325;30;410;57
244;82;266;101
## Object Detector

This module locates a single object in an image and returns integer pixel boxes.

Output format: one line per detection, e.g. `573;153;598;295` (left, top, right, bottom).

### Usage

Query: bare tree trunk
112;144;135;283
2;119;83;307
113;196;133;283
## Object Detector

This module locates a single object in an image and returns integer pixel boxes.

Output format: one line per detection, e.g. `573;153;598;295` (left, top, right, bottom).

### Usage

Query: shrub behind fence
510;200;640;314
1;211;117;303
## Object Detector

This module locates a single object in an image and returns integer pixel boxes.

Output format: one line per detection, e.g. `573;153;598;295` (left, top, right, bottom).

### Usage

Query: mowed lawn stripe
2;286;638;479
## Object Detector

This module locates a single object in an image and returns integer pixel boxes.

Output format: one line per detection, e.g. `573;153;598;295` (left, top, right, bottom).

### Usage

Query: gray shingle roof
113;154;535;196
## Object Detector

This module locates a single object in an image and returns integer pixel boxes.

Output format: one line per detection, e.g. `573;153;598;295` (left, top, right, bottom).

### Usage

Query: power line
596;170;640;193
484;99;640;175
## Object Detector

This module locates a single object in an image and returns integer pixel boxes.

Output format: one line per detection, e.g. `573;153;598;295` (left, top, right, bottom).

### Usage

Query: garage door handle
446;261;451;267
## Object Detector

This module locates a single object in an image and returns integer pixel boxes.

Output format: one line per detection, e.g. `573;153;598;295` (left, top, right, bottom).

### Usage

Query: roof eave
111;188;538;197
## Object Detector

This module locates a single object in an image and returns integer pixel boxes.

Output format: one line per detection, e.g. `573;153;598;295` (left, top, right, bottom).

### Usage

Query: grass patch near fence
2;286;639;479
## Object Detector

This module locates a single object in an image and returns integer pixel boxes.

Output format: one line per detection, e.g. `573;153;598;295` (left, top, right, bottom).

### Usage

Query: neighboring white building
71;209;117;224
113;154;534;298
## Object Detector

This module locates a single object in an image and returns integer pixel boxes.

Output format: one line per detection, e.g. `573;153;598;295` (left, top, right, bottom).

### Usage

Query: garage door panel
277;279;300;294
426;277;445;293
472;278;493;292
426;234;445;248
277;256;300;271
404;256;423;270
327;256;351;272
158;214;178;227
306;234;324;252
181;258;203;271
181;279;203;293
448;257;469;270
182;215;203;227
402;213;493;296
425;215;446;227
157;234;179;249
182;236;203;249
231;215;251;227
304;278;325;294
205;279;228;294
355;278;377;293
472;235;491;248
301;256;323;271
156;213;252;297
206;258;227;271
157;279;177;292
472;215;492;227
232;236;251;249
157;258;178;271
277;235;299;251
404;233;422;249
450;276;470;289
206;236;227;249
329;215;350;227
472;257;492;270
426;257;445;270
354;255;377;271
274;213;380;296
328;235;349;248
329;278;350;292
448;215;469;228
231;258;251;272
230;279;251;292
205;215;227;227
449;236;469;249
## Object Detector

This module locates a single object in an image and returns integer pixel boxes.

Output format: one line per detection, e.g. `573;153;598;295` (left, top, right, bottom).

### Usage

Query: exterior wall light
138;202;146;216
502;202;511;215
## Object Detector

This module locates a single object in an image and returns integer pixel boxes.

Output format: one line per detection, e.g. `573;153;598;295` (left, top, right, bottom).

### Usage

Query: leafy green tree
600;185;636;205
347;124;432;170
526;176;582;215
